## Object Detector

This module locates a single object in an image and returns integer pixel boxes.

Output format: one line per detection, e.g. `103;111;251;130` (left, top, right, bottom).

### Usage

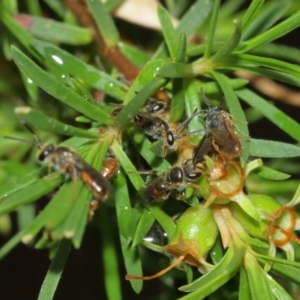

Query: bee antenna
19;119;43;148
175;108;200;134
3;136;39;148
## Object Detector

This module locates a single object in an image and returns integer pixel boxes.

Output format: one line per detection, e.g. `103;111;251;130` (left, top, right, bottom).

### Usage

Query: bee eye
167;132;174;146
38;145;54;162
152;104;162;112
187;172;201;180
38;151;47;162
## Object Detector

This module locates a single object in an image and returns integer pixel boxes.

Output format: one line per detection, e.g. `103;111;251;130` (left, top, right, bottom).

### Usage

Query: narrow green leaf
239;266;251;300
120;235;143;293
157;62;194;78
250;42;300;65
11;46;112;124
0;168;41;199
26;0;42;16
0;8;36;56
170;78;185;122
176;0;213;38
244;252;275;300
44;182;84;234
19;70;38;102
242;1;290;41
230;63;300;86
237;89;300;143
104;0;123;12
241;0;265;33
180;244;235;292
2;0;18;14
27;16;93;45
38;239;71;300
187;41;223;57
0;230;25;260
158;6;178;60
113;170;132;238
119;43;150;66
211;72;249;165
132;137;171;171
204;0;220;59
175;31;187;63
153;0;213;59
70;78;97;105
99;205;122;300
209;236;223;265
0;172;63;215
238;10;300;52
184;80;204;138
132;210;155;247
209;21;242;63
287;182;300;207
179;246;246;297
114;77;167;128
86;0;119;48
111;140;144;191
266;274;294;300
15;106;100;138
271;262;300;285
169;31;187;122
147;205;176;241
254;166;290;180
250;139;300;158
43;0;65;18
31;39;126;101
123;59;165;105
231;53;300;79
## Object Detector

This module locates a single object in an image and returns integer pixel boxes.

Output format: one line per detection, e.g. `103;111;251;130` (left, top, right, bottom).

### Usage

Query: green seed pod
166;204;218;271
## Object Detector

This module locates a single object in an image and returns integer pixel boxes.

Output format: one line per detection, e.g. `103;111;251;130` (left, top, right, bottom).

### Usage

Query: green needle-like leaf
209;21;242;63
99;205;122;300
250;139;300;158
266;275;294;300
237;88;300;142
114;77;167;128
242;1;291;41
241;0;265;33
244;252;275;300
179;246;246;296
239;266;251;300
157;62;194;78
15;106;100;138
153;0;213;59
31;39;126;101
26;15;93;45
0;7;36;57
158;6;178;60
11;46;113;124
253;166;290;180
111;140;144;191
147;205;176;240
38;239;72;300
238;10;300;52
132;209;155;247
86;0;119;48
0;168;42;199
0;172;63;215
204;0;220;59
